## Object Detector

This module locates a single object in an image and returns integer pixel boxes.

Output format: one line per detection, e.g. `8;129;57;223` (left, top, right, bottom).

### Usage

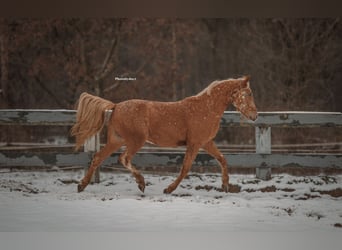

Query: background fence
0;109;341;181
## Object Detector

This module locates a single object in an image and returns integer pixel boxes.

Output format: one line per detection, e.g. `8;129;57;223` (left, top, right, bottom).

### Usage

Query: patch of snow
0;170;341;231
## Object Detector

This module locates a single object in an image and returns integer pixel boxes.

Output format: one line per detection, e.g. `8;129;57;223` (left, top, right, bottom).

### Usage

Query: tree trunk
0;29;8;107
171;21;178;101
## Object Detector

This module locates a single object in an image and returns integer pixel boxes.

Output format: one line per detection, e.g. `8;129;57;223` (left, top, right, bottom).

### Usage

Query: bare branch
104;82;120;93
94;20;122;82
104;38;162;93
95;37;118;81
79;35;88;77
0;20;9;106
34;76;66;107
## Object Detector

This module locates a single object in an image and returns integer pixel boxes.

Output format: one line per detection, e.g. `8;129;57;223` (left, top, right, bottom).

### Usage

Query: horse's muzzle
251;112;258;121
247;111;258;121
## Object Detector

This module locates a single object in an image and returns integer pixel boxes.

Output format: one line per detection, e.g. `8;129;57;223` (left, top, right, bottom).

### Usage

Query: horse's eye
242;93;250;98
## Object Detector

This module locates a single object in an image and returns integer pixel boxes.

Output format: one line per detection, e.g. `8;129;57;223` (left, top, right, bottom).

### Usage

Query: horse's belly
146;138;186;147
147;124;187;147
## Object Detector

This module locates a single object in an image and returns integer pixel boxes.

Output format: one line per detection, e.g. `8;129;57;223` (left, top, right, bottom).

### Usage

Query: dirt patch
287;178;324;186
315;188;342;198
156;198;167;202
242;179;260;185
104;181;117;186
320;176;337;184
0;180;44;194
259;185;277;192
295;193;321;200
244;185;281;193
228;184;241;193
195;184;241;193
283;207;295;216
185;174;204;181
172;193;192;197
195;184;216;191
306;211;325;220
271;206;295;216
334;223;342;228
57;178;79;185
279;188;296;192
180;184;193;190
101;197;114;201
244;188;256;193
146;181;153;186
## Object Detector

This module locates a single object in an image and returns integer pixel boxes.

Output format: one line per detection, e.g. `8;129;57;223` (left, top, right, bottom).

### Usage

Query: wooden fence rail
1;109;341;181
1;109;342;127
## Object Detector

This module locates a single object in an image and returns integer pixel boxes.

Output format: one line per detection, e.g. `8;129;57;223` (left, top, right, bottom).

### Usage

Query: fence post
84;133;101;183
255;126;272;180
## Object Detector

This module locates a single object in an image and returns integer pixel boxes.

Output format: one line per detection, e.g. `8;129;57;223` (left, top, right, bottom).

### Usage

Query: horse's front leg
164;144;200;194
202;140;229;192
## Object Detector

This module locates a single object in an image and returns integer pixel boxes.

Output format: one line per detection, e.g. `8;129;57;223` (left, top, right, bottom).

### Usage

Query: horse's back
111;99;188;147
110;99;150;139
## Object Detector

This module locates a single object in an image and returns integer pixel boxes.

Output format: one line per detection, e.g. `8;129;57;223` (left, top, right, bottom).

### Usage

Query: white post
255;126;272;180
84;133;101;183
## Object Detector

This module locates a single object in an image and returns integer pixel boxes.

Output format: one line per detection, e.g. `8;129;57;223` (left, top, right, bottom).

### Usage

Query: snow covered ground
0;169;341;231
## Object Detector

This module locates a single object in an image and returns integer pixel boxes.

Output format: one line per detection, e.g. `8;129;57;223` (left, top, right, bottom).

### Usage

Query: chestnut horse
71;76;257;194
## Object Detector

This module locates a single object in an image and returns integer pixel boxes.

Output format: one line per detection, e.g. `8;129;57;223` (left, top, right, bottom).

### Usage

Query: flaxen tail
71;92;115;151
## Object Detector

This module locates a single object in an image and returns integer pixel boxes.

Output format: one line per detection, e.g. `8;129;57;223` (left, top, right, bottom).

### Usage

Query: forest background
0;18;341;145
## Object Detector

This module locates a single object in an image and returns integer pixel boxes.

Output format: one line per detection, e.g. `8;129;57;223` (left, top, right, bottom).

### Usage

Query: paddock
0;169;341;231
0;109;341;231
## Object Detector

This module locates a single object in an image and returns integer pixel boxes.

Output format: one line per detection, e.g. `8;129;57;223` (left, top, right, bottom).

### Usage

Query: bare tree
2;18;341;112
229;18;342;111
0;19;9;107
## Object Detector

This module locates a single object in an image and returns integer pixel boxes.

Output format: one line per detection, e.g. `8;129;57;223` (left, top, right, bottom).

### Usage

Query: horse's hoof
138;183;145;193
77;184;85;193
222;184;229;193
163;187;173;194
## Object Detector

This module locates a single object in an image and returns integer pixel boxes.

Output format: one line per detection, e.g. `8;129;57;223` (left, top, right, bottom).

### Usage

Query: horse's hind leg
202;140;229;192
78;133;123;192
119;138;146;192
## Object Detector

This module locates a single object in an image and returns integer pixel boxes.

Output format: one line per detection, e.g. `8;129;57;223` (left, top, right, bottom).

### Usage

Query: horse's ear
241;75;250;88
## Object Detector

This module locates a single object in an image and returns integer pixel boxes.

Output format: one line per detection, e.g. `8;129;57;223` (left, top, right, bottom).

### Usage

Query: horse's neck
188;85;233;116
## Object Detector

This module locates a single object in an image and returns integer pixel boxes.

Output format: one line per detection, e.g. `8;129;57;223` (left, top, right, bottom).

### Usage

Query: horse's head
232;76;258;121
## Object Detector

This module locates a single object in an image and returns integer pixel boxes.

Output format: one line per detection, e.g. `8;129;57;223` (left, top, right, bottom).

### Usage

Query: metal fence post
255;126;272;180
84;133;101;183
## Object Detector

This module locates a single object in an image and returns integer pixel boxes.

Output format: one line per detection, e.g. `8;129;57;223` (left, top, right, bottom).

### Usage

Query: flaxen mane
196;79;233;97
